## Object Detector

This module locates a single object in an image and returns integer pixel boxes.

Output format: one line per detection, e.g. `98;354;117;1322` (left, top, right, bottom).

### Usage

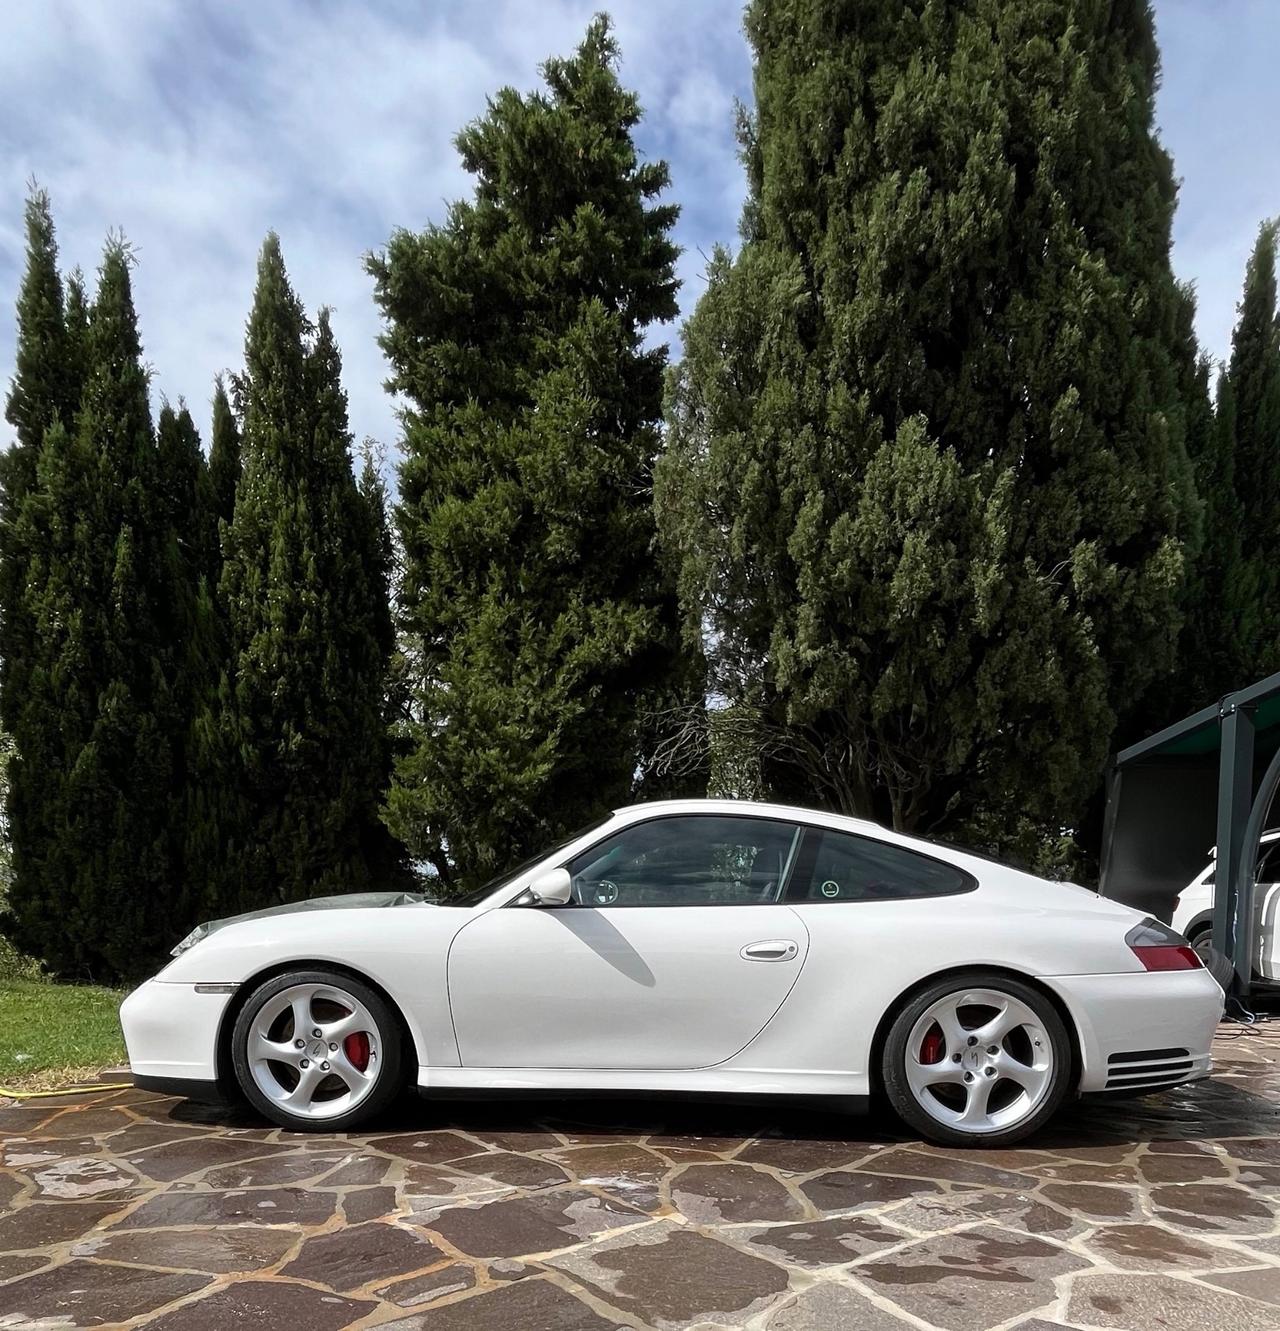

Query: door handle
741;939;799;962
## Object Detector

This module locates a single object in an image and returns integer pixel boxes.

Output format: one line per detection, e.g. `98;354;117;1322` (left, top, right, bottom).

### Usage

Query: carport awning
1101;669;1280;988
1116;684;1280;764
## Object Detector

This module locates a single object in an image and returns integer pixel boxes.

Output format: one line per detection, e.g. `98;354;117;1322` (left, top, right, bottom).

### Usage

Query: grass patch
0;978;126;1087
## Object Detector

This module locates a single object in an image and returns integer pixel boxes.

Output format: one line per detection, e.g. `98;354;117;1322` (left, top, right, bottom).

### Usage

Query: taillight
1126;918;1203;971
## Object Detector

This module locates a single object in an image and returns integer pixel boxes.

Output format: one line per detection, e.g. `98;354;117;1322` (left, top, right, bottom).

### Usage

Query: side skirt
416;1067;868;1098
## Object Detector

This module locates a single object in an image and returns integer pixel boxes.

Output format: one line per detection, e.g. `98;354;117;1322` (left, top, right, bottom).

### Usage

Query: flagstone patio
1;1024;1278;1330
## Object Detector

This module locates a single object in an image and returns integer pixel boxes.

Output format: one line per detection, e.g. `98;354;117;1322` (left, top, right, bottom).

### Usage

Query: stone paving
0;1026;1278;1330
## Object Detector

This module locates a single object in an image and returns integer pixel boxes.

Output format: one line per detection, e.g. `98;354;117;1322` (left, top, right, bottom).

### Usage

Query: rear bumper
1043;969;1223;1093
120;979;232;1084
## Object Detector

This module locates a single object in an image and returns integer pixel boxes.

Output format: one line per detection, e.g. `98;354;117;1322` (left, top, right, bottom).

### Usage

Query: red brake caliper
343;1032;371;1072
919;1026;945;1065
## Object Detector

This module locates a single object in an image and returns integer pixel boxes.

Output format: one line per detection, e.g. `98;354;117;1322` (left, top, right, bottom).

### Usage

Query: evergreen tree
63;268;90;410
214;237;401;913
5;241;178;977
208;375;241;535
370;17;693;889
0;191;73;968
657;0;1198;850
1222;221;1280;679
355;445;397;704
1167;366;1256;713
184;381;243;919
157;404;216;580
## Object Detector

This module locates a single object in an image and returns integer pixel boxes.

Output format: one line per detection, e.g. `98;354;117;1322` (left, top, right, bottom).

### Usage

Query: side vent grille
1105;1047;1193;1091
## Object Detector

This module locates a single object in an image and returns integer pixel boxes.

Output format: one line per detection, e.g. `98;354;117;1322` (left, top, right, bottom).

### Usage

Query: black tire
880;971;1073;1148
1188;924;1215;963
231;969;405;1131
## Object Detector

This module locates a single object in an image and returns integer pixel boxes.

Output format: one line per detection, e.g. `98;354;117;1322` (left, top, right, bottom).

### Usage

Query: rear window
786;828;975;903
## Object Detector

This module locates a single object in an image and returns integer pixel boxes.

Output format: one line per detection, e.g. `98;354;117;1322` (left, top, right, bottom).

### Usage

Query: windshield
436;815;612;906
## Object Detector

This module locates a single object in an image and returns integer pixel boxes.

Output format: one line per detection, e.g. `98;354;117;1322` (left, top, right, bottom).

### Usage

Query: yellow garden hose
0;1080;132;1099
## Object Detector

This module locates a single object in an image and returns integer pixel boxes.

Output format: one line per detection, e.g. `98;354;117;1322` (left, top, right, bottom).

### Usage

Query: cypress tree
184;381;244;919
1169;221;1280;714
1223;221;1280;679
63;269;90;411
208;375;241;535
214;238;400;913
370;17;692;889
1;192;71;513
6;240;178;977
656;0;1198;850
157;405;216;580
0;192;72;968
1166;366;1256;713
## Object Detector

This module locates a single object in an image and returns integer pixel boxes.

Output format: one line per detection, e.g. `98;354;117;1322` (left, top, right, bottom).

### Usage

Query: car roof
610;797;887;835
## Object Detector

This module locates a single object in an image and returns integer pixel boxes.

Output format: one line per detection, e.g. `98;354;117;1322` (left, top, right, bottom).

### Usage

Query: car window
1202;835;1280;888
566;815;801;907
787;828;974;903
1255;842;1280;882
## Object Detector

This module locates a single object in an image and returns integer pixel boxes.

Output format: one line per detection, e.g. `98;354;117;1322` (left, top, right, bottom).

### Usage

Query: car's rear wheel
231;970;404;1131
881;972;1071;1147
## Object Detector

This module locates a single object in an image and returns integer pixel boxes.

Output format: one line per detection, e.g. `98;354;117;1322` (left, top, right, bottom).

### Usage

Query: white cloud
1155;0;1280;370
0;0;750;455
2;0;1267;470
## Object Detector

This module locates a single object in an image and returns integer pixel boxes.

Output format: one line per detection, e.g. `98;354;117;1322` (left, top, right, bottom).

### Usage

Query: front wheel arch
867;964;1083;1104
216;959;420;1098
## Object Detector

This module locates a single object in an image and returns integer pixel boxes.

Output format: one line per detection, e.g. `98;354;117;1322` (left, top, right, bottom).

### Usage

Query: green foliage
3;238;181;979
0;195;77;956
370;17;696;889
1170;221;1280;718
1230;222;1280;588
0;730;39;980
211;236;403;914
657;0;1198;846
208;376;241;534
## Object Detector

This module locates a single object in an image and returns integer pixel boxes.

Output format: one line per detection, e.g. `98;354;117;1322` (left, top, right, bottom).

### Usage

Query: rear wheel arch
868;963;1084;1101
216;959;421;1094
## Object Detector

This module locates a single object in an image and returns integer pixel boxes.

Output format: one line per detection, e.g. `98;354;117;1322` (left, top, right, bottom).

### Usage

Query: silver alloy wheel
904;986;1054;1135
246;981;381;1121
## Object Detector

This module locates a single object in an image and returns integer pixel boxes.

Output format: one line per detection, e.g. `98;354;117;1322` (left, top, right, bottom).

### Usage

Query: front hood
171;891;427;956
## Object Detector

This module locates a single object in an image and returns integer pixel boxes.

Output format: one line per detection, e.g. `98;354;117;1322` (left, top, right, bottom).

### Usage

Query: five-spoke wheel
881;972;1070;1146
231;970;404;1130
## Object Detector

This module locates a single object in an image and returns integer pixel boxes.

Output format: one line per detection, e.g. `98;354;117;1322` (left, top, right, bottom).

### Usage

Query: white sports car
121;798;1224;1146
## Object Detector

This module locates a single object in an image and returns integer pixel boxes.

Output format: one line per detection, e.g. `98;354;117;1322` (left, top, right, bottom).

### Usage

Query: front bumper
120;979;233;1085
1043;969;1224;1093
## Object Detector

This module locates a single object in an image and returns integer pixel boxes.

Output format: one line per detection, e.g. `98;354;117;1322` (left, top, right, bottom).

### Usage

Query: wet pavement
1;1026;1278;1329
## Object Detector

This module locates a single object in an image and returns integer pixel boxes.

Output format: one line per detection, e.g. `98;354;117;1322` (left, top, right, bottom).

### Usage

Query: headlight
171;923;210;957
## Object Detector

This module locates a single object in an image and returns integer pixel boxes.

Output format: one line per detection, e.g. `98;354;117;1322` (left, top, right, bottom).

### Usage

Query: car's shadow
156;1071;1279;1154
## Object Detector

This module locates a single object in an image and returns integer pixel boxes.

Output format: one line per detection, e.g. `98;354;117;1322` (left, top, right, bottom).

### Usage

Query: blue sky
1;0;1276;456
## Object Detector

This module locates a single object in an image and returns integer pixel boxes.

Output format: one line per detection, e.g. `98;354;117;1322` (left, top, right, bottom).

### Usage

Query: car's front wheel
881;972;1071;1147
230;970;404;1131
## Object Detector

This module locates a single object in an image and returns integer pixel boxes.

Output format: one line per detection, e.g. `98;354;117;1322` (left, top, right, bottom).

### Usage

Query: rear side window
787;828;974;903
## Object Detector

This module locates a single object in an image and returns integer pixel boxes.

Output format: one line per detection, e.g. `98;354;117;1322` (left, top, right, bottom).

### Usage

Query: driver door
1254;842;1280;981
447;814;809;1070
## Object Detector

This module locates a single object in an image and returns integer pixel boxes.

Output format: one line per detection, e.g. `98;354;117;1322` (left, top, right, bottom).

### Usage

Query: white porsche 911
120;799;1224;1147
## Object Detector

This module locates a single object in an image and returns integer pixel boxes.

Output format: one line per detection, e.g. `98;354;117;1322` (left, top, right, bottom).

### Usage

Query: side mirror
527;867;572;907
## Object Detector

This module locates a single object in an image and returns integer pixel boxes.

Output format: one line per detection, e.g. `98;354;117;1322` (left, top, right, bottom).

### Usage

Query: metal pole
1213;701;1256;990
